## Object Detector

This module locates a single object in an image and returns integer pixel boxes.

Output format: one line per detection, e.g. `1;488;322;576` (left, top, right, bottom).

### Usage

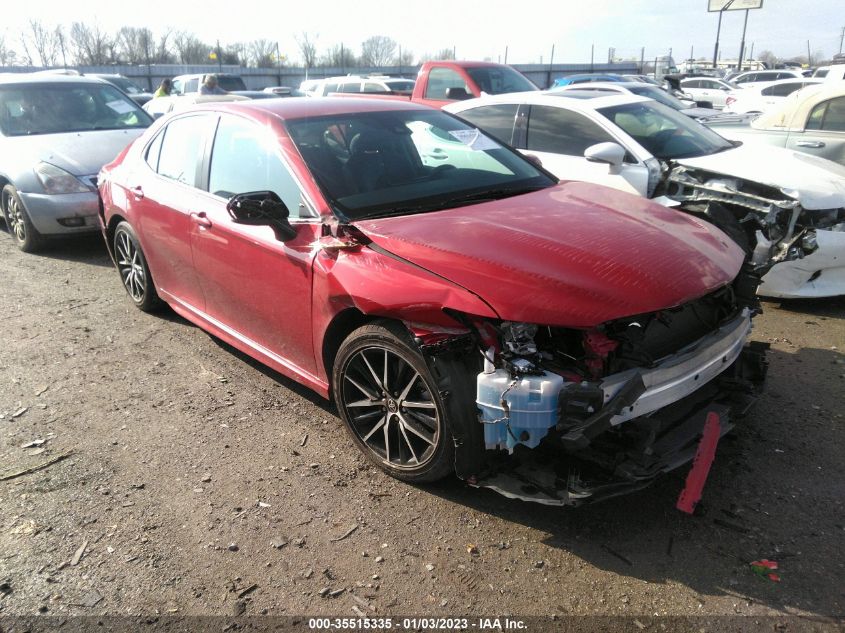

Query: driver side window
208;114;306;219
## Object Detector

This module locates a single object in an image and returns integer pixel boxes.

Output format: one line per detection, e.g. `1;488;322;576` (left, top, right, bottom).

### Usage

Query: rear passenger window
425;68;469;100
456;104;518;145
157;115;211;187
526;105;616;157
145;131;164;171
185;78;198;93
340;82;362;93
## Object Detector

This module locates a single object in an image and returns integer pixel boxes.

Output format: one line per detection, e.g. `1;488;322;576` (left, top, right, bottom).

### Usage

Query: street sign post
710;0;763;72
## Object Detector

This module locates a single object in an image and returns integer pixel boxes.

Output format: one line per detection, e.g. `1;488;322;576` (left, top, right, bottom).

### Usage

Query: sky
2;0;843;65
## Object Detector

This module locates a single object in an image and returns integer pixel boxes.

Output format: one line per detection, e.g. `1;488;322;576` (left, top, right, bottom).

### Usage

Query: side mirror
584;142;626;175
695;100;714;109
226;191;297;242
445;87;471;100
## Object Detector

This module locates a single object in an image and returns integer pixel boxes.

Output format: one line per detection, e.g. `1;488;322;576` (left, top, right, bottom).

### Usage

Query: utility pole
276;42;281;86
548;44;555;89
737;9;749;73
216;39;222;71
504;45;508;64
590;43;594;72
840;26;844;55
749;42;754;65
807;40;812;66
640;46;645;74
712;0;735;69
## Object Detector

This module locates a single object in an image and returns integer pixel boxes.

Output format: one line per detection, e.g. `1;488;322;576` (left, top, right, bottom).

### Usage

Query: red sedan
98;98;766;505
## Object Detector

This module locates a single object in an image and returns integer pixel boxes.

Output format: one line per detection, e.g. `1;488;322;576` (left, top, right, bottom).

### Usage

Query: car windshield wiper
355;185;547;220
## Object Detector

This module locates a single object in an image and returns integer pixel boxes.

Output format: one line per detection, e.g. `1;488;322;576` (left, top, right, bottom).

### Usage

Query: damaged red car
98;98;768;505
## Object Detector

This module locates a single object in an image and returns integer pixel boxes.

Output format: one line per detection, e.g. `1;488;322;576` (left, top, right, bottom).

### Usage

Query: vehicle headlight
34;162;90;194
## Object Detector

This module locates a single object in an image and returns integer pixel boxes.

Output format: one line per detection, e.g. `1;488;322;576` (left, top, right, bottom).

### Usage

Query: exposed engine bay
663;163;845;277
417;266;768;506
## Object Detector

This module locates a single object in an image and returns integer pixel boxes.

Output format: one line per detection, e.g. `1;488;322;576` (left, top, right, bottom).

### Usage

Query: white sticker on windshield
105;99;136;114
448;129;499;151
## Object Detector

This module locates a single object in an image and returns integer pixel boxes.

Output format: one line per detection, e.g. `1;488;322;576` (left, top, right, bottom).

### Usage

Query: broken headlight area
429;283;767;506
662;165;845;273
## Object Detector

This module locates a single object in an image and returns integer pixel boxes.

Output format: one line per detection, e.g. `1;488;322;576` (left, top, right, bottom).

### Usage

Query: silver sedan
0;74;151;252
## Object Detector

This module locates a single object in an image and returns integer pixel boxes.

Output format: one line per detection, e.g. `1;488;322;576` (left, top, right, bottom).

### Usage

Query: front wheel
2;185;45;253
113;221;161;312
332;321;455;483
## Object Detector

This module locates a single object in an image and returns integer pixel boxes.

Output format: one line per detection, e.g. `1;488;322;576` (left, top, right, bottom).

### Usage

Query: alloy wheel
5;194;26;243
115;230;147;302
341;346;441;469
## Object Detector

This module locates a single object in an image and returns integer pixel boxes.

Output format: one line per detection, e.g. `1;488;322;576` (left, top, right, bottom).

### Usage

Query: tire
2;185;45;253
113;221;161;312
332;321;456;483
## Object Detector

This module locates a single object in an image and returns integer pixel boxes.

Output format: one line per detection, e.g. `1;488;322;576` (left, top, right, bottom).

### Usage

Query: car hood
1;129;145;177
675;144;845;210
680;107;724;120
353;182;743;327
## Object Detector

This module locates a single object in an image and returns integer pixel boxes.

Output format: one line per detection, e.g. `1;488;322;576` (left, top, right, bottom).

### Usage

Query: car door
700;80;731;108
129;113;216;310
516;103;647;195
188;113;321;375
786;96;845;166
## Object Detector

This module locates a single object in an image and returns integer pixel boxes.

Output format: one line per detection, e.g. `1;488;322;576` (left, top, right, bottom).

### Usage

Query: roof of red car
201;96;431;121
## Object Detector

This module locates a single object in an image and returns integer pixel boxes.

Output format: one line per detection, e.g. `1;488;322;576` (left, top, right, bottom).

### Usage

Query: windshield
385;80;415;92
597;100;733;160
466;67;538;94
216;76;247;91
0;83;153;136
286;109;555;221
626;85;687;110
104;76;144;95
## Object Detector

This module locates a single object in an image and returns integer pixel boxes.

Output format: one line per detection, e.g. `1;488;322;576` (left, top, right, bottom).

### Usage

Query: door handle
796;141;825;148
190;212;212;228
130;186;144;200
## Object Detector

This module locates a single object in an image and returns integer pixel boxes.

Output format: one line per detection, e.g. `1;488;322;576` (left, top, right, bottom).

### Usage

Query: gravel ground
0;232;843;629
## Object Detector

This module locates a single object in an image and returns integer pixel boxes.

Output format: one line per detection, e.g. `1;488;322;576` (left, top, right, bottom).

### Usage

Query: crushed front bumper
757;228;845;299
469;312;768;506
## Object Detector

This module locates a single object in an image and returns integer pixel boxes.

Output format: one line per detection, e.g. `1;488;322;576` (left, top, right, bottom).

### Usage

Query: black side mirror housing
226;191;297;242
445;87;471;100
695;100;714;109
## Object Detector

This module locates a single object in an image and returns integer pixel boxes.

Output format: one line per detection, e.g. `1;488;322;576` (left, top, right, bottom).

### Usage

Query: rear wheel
2;185;45;253
333;321;455;482
113;221;161;312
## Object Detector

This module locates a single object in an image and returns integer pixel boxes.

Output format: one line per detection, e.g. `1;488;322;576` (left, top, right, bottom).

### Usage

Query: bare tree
173;31;210;64
296;32;318;69
394;48;414;67
115;27;154;64
154;30;175;64
249;39;276;67
757;50;777;69
221;43;243;66
23;19;61;66
0;35;18;66
69;22;113;65
320;44;356;68
360;35;396;67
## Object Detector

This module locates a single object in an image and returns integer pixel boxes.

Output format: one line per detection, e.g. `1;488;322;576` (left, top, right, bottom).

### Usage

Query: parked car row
2;62;843;508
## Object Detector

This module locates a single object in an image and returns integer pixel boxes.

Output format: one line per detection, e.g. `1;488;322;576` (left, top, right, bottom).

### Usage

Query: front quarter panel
312;243;498;381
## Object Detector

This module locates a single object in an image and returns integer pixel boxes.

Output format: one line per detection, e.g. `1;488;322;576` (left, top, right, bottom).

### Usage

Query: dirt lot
1;232;844;629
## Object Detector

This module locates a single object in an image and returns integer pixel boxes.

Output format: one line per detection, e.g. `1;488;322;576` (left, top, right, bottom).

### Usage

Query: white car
680;77;735;109
308;75;415;97
143;94;249;119
551;81;721;121
446;92;845;299
723;79;823;114
730;69;805;90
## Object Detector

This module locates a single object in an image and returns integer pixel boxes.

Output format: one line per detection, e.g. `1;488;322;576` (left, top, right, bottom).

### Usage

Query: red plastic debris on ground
676;411;722;514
